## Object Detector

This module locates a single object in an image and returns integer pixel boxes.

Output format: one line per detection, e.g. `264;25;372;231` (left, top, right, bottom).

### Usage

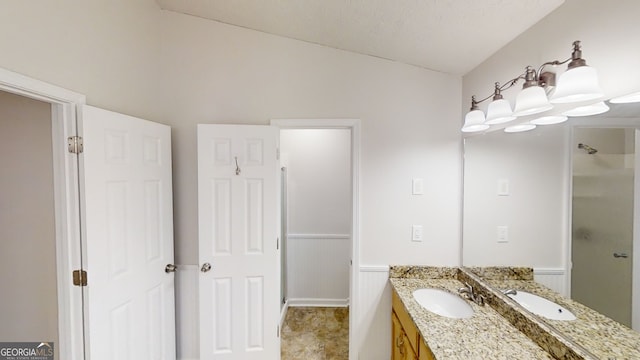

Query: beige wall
0;91;58;358
159;12;462;357
160;11;463;268
0;3;464;358
0;0;163;121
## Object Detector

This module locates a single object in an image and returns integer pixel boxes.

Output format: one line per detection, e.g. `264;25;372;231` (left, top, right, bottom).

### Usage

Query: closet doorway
273;119;360;360
0;90;59;359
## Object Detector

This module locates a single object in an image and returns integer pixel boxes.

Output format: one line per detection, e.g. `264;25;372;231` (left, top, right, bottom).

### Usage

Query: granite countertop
486;278;640;360
390;277;555;360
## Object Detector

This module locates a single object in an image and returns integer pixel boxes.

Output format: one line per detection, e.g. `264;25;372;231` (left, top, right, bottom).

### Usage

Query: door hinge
277;325;280;338
276;147;280;160
277;237;279;250
72;270;88;287
67;136;84;154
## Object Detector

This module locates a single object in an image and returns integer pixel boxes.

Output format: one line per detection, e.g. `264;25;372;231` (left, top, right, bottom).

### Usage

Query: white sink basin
507;291;576;321
412;288;474;319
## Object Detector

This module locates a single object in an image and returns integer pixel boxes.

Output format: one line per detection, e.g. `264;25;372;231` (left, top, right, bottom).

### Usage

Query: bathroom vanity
390;266;640;360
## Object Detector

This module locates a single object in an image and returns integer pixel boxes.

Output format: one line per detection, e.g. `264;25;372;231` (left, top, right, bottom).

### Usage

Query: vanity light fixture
562;101;610;117
512;67;553;116
550;41;603;103
462;96;490;132
462;40;606;134
610;91;640;104
485;84;517;125
530;115;568;125
504;123;537;133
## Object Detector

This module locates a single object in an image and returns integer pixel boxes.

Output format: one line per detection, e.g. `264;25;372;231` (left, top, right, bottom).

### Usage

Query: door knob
613;252;629;258
165;264;177;273
201;263;212;272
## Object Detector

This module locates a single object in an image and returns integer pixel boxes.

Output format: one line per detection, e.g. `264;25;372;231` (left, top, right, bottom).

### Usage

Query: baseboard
280;300;289;329
287;298;349;307
533;267;565;275
359;265;390;272
533;267;567;296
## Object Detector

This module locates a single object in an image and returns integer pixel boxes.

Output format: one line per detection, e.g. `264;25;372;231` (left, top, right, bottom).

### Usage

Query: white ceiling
155;0;564;75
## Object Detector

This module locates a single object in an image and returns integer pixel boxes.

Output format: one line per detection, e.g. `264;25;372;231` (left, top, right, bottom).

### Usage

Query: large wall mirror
462;101;640;331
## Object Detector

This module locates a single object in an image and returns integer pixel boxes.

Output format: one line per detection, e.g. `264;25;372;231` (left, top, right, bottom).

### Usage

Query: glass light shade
550;66;603;103
504;123;536;133
485;99;516;125
461;109;489;132
562;101;609;117
530;115;568;125
610;91;640;104
513;86;553;116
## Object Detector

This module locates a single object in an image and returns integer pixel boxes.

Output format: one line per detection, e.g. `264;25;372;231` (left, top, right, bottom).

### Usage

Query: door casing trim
271;118;361;360
0;67;86;360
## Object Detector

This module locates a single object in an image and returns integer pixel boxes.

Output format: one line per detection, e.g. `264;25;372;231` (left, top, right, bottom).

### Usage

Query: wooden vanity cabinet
392;311;417;360
392;290;435;360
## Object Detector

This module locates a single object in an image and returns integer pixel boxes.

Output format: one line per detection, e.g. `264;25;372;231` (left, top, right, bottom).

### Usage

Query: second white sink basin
412;288;474;319
507;291;576;321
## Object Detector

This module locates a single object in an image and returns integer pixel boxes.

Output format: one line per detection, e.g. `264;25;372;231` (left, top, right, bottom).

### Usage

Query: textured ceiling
155;0;564;75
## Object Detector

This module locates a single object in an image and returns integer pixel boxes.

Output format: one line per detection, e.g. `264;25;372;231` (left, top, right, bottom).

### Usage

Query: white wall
281;129;351;305
159;11;462;358
0;91;59;359
281;129;351;235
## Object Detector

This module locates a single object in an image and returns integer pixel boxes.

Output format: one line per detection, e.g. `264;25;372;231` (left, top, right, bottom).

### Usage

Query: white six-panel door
81;105;176;359
198;124;279;360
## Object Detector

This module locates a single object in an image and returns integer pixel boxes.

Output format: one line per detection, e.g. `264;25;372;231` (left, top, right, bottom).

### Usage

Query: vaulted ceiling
156;0;565;75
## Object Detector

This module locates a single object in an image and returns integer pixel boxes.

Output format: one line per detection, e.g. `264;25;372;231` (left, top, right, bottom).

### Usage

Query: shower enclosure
281;167;288;311
571;127;637;328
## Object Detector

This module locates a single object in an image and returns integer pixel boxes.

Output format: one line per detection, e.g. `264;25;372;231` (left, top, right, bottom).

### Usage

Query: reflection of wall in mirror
462;0;640;297
462;125;569;272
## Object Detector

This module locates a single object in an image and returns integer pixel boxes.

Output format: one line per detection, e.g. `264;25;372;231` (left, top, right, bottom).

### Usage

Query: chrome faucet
458;283;485;306
502;289;518;296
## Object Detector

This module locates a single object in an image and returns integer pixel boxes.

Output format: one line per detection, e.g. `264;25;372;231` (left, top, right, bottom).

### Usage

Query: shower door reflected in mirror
572;127;636;327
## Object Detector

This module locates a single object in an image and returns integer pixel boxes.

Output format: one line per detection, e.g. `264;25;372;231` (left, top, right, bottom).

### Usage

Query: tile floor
281;307;349;360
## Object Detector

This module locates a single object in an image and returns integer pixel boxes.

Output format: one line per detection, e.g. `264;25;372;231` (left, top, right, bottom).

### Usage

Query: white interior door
198;124;280;360
81;105;176;359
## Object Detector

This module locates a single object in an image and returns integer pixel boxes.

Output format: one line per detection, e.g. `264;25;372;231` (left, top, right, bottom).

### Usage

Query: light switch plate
497;179;510;196
412;178;424;195
412;225;423;242
497;226;509;243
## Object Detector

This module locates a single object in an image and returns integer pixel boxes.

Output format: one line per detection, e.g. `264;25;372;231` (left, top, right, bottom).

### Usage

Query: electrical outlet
412;225;423;242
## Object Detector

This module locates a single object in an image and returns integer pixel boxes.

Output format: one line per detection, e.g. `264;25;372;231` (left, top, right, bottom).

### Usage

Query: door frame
270;118;361;360
0;68;86;359
567;118;640;330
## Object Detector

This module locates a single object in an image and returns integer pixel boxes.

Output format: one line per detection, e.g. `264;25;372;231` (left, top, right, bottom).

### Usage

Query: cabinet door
403;332;417;360
392;311;418;360
419;340;435;360
392;312;404;360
